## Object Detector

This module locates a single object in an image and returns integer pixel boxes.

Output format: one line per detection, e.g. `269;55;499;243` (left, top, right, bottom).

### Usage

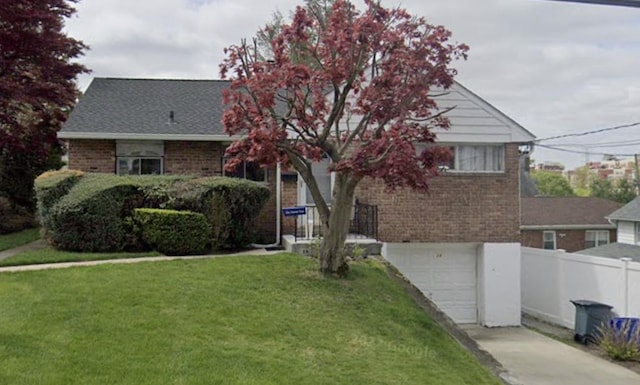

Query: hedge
36;172;271;252
46;174;144;252
34;170;84;231
133;208;210;255
167;177;270;249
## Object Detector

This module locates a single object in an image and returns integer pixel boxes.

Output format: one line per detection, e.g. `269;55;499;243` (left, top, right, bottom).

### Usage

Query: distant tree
0;0;89;208
531;171;575;197
220;0;467;276
590;178;636;204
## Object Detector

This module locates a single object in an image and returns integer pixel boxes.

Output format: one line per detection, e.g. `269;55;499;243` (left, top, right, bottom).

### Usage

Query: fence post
620;257;632;317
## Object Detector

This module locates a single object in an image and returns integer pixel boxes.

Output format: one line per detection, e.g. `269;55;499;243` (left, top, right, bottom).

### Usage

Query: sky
63;0;640;169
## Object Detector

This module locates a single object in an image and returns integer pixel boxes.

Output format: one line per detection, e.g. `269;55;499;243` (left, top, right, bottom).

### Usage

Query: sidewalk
463;325;640;385
0;246;283;273
0;239;46;261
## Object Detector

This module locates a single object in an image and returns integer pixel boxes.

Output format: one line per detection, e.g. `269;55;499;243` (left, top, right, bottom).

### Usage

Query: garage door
384;243;478;324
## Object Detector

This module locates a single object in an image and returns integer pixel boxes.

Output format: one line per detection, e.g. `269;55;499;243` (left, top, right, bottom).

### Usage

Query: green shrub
597;320;640;361
47;174;144;252
133;208;210;255
0;197;37;234
34;170;84;231
168;177;270;249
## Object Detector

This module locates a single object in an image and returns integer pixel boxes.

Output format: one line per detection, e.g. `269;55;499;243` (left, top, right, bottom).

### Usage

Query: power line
536;143;638;157
534;121;640;143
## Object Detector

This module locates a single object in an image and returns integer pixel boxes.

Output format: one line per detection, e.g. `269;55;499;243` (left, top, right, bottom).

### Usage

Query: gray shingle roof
607;196;640;222
577;242;640;262
60;78;231;137
521;197;623;227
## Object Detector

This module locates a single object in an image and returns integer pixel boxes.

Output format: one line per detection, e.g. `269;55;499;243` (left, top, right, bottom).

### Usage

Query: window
437;145;505;172
116;141;164;175
635;223;640;244
223;159;267;182
585;230;610;249
543;231;556;250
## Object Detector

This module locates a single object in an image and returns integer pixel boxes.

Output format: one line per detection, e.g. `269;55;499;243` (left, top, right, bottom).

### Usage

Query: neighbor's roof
521;197;623;229
607;196;640;222
59;78;234;141
577;242;640;262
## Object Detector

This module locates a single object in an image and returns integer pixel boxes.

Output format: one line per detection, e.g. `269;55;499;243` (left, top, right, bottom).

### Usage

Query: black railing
292;199;378;240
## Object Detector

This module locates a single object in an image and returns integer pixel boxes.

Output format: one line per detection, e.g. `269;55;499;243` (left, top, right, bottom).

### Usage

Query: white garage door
384;243;478;324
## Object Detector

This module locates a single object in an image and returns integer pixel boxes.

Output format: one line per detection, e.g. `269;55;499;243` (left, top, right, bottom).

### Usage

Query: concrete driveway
463;325;640;385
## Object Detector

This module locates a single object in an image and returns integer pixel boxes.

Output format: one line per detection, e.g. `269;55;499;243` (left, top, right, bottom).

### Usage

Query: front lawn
0;254;500;385
0;228;40;252
0;247;159;267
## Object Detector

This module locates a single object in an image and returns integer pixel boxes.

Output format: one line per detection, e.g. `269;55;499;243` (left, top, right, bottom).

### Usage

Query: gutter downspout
252;162;282;248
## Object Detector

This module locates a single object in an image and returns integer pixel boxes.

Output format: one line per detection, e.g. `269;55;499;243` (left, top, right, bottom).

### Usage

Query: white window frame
585;230;610;249
543;231;556;250
116;141;164;176
635;223;640;245
437;144;505;173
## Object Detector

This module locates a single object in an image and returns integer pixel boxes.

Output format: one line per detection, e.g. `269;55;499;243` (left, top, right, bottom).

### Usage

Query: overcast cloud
64;0;640;169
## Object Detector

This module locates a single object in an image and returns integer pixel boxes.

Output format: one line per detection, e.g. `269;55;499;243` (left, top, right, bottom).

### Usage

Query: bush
34;170;84;230
133;208;210;255
597;319;640;361
168;177;270;249
0;197;37;234
47;174;144;252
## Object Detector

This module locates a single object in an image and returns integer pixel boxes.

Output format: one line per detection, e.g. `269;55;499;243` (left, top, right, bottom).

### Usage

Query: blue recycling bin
609;317;640;343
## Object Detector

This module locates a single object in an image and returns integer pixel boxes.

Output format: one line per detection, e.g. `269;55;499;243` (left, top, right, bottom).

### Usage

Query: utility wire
536;143;638;157
534;121;640;142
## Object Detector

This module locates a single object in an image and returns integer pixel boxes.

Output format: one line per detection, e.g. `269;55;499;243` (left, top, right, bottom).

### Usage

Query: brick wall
281;176;299;235
521;228;616;252
164;141;223;176
355;143;522;243
67;139;116;173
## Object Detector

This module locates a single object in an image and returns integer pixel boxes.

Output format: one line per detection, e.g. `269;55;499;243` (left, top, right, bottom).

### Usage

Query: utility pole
634;154;640;193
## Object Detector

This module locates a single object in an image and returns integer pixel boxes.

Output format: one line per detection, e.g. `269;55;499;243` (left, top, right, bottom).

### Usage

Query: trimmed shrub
47;174;144;252
168;177;270;249
34;170;84;229
0;198;37;234
133;208;210;255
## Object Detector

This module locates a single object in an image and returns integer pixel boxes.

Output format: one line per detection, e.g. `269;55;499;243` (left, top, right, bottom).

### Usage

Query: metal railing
292;199;378;240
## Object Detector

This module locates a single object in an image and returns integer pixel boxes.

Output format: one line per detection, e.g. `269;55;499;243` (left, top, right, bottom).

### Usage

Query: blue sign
282;206;306;217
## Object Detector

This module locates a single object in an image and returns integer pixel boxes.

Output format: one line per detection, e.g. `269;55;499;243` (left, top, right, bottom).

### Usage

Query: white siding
617;221;636;245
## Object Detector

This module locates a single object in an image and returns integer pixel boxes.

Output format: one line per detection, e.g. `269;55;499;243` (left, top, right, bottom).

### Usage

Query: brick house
60;77;535;326
520;197;623;252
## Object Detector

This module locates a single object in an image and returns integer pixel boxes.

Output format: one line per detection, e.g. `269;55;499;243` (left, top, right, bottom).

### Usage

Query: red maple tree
0;0;89;207
220;0;468;276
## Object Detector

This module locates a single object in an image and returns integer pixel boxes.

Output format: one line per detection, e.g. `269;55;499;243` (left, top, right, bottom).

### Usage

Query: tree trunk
318;174;357;277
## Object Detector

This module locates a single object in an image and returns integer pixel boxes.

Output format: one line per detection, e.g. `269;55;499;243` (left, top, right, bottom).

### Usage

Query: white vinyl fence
522;247;640;329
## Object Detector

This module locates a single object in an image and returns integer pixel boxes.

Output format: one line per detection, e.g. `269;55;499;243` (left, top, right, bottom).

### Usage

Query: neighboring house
579;197;640;261
521;197;622;252
59;77;535;326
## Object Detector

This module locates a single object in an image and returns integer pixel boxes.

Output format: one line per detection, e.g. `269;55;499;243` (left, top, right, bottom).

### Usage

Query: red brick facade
355;143;521;243
521;229;616;252
68;140;524;244
67;139;116;173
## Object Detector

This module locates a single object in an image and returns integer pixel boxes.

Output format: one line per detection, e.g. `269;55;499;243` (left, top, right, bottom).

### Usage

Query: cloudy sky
63;0;640;169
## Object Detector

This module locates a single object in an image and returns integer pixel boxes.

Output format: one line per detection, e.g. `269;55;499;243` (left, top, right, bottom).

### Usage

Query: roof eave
57;132;244;141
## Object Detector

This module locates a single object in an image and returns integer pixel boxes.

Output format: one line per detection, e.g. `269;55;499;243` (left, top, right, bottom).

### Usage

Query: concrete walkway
0;247;283;273
463;325;640;385
0;239;46;261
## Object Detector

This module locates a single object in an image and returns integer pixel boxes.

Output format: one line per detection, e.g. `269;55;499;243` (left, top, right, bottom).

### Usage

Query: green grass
0;228;41;252
0;254;500;385
0;247;159;267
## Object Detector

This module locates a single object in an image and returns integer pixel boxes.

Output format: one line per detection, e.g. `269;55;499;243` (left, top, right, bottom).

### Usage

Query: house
59;77;535;326
520;197;623;252
578;196;640;261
